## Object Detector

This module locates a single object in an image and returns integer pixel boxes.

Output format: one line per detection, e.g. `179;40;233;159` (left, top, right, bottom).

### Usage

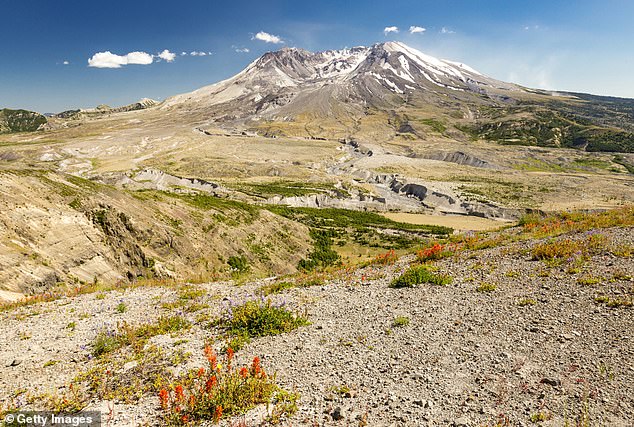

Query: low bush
531;232;610;262
227;256;250;273
390;265;452;288
476;283;497;293
393;316;410;327
219;298;309;350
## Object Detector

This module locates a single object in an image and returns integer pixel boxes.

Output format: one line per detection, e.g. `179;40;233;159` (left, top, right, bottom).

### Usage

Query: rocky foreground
0;214;633;427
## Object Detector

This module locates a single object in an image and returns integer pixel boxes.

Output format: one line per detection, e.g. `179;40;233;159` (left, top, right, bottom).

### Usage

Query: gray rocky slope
1;224;632;426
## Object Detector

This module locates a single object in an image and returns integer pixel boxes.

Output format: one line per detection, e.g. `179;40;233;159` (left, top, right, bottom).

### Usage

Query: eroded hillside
0;169;313;299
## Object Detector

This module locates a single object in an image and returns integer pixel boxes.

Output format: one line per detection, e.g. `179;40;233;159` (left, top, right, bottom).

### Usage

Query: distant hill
0;108;47;133
55;98;158;120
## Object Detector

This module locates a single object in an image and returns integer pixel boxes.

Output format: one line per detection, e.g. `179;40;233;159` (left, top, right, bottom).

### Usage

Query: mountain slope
161;42;634;152
162;42;518;117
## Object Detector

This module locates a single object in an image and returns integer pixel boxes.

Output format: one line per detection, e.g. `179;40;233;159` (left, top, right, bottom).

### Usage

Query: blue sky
2;0;633;112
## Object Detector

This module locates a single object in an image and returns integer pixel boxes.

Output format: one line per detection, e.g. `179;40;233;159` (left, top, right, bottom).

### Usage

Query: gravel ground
1;226;632;427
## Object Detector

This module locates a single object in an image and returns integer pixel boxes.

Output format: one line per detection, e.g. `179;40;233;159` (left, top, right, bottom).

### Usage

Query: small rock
122;361;138;372
332;406;345;421
6;359;22;367
540;377;561;387
453;416;471;426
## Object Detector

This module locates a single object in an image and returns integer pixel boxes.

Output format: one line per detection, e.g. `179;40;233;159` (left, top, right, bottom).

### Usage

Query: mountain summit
162;42;517;116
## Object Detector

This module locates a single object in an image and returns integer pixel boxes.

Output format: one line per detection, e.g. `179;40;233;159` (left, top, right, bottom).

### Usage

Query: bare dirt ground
381;212;511;231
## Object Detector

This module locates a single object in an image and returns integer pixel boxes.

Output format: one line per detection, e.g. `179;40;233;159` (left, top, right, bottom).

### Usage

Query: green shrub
220;298;309;350
393;316;410;327
91;330;121;358
298;229;340;271
476;283;497;293
227;255;250;273
390;265;452;288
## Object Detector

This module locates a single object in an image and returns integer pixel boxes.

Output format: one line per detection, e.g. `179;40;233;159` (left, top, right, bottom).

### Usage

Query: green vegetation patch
298;229;340;271
91;315;191;358
267;206;451;268
462;107;634;153
613;155;634;174
259;276;324;295
165;192;260;223
266;206;450;234
227;255;250;273
218;298;309;350
390;265;452;288
230;180;339;198
419;118;447;134
393;316;410;327
0;108;47;133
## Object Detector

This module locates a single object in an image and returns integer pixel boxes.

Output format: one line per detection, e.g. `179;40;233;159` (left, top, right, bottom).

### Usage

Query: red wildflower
175;385;185;402
239;367;248;378
251;356;261;376
206;375;217;392
197;367;205;378
226;346;235;363
205;345;218;370
213;405;223;422
159;389;169;409
181;415;189;424
418;243;445;261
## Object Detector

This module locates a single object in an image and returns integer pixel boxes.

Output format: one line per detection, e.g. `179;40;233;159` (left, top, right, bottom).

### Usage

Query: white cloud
440;27;455;34
88;51;154;68
62;60;69;65
253;31;283;44
409;26;426;34
235;47;250;53
181;51;187;56
123;51;154;64
384;26;399;35
157;49;176;62
190;51;207;56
